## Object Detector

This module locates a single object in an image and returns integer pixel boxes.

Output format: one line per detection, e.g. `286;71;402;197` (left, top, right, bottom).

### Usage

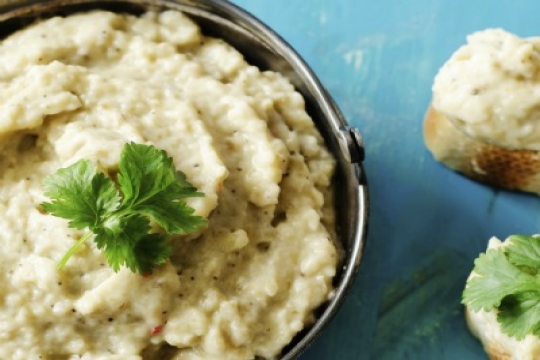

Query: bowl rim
0;0;369;358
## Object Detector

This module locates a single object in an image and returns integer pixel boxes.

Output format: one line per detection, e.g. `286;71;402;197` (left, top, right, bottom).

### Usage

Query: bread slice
465;307;512;360
423;104;540;194
464;237;540;360
464;296;540;360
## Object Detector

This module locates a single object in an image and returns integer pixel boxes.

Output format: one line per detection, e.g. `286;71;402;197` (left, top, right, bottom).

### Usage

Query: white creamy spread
432;28;540;150
0;10;338;360
465;237;540;359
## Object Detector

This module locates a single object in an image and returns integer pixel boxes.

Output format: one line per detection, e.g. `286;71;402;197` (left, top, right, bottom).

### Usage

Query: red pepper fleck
151;324;165;335
141;272;152;278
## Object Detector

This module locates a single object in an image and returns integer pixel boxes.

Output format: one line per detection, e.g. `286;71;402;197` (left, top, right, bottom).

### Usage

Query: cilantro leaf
506;235;540;274
133;233;171;274
132;191;207;234
117;142;165;206
117;142;202;206
41;143;206;274
41;160;119;230
498;291;540;340
94;215;170;274
463;235;540;340
117;142;205;233
462;249;534;311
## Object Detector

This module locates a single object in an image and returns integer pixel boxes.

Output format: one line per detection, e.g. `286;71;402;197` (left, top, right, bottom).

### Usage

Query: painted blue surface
230;1;540;359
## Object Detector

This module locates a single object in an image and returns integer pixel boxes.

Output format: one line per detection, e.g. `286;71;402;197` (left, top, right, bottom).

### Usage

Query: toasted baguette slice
465;237;540;360
465;306;538;360
424;104;540;194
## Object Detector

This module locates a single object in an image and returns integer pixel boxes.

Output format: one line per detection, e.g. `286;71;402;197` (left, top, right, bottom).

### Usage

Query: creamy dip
0;10;338;360
432;28;540;150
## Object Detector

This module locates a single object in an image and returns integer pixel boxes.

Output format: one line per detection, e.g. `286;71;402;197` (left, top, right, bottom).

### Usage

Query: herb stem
57;231;92;270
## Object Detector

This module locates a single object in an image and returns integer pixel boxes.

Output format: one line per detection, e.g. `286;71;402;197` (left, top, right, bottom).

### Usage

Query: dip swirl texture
0;11;338;359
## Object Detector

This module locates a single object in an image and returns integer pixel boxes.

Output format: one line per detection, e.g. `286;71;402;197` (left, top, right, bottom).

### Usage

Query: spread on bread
433;29;540;151
425;29;540;194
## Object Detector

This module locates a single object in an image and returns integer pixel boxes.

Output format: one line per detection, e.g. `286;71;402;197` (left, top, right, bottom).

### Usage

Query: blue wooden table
231;1;540;359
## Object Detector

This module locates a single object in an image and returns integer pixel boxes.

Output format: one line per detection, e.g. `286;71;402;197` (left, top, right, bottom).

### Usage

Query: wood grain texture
231;1;540;359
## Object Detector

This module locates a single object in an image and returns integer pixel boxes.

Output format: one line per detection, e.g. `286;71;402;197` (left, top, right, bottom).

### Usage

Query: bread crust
464;305;540;360
423;105;540;194
464;307;511;360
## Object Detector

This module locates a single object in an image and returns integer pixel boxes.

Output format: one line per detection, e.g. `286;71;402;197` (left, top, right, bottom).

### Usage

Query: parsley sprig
41;142;206;274
462;235;540;340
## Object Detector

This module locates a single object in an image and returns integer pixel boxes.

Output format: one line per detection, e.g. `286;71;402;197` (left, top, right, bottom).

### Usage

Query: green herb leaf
506;235;540;273
117;143;204;234
462;235;540;340
41;160;120;230
41;142;206;274
94;215;170;274
499;291;540;340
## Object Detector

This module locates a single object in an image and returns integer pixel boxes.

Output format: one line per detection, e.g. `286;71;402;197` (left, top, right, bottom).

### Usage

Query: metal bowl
0;0;369;358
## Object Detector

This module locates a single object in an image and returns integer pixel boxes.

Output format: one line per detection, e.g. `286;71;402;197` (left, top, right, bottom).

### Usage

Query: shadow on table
372;247;487;360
